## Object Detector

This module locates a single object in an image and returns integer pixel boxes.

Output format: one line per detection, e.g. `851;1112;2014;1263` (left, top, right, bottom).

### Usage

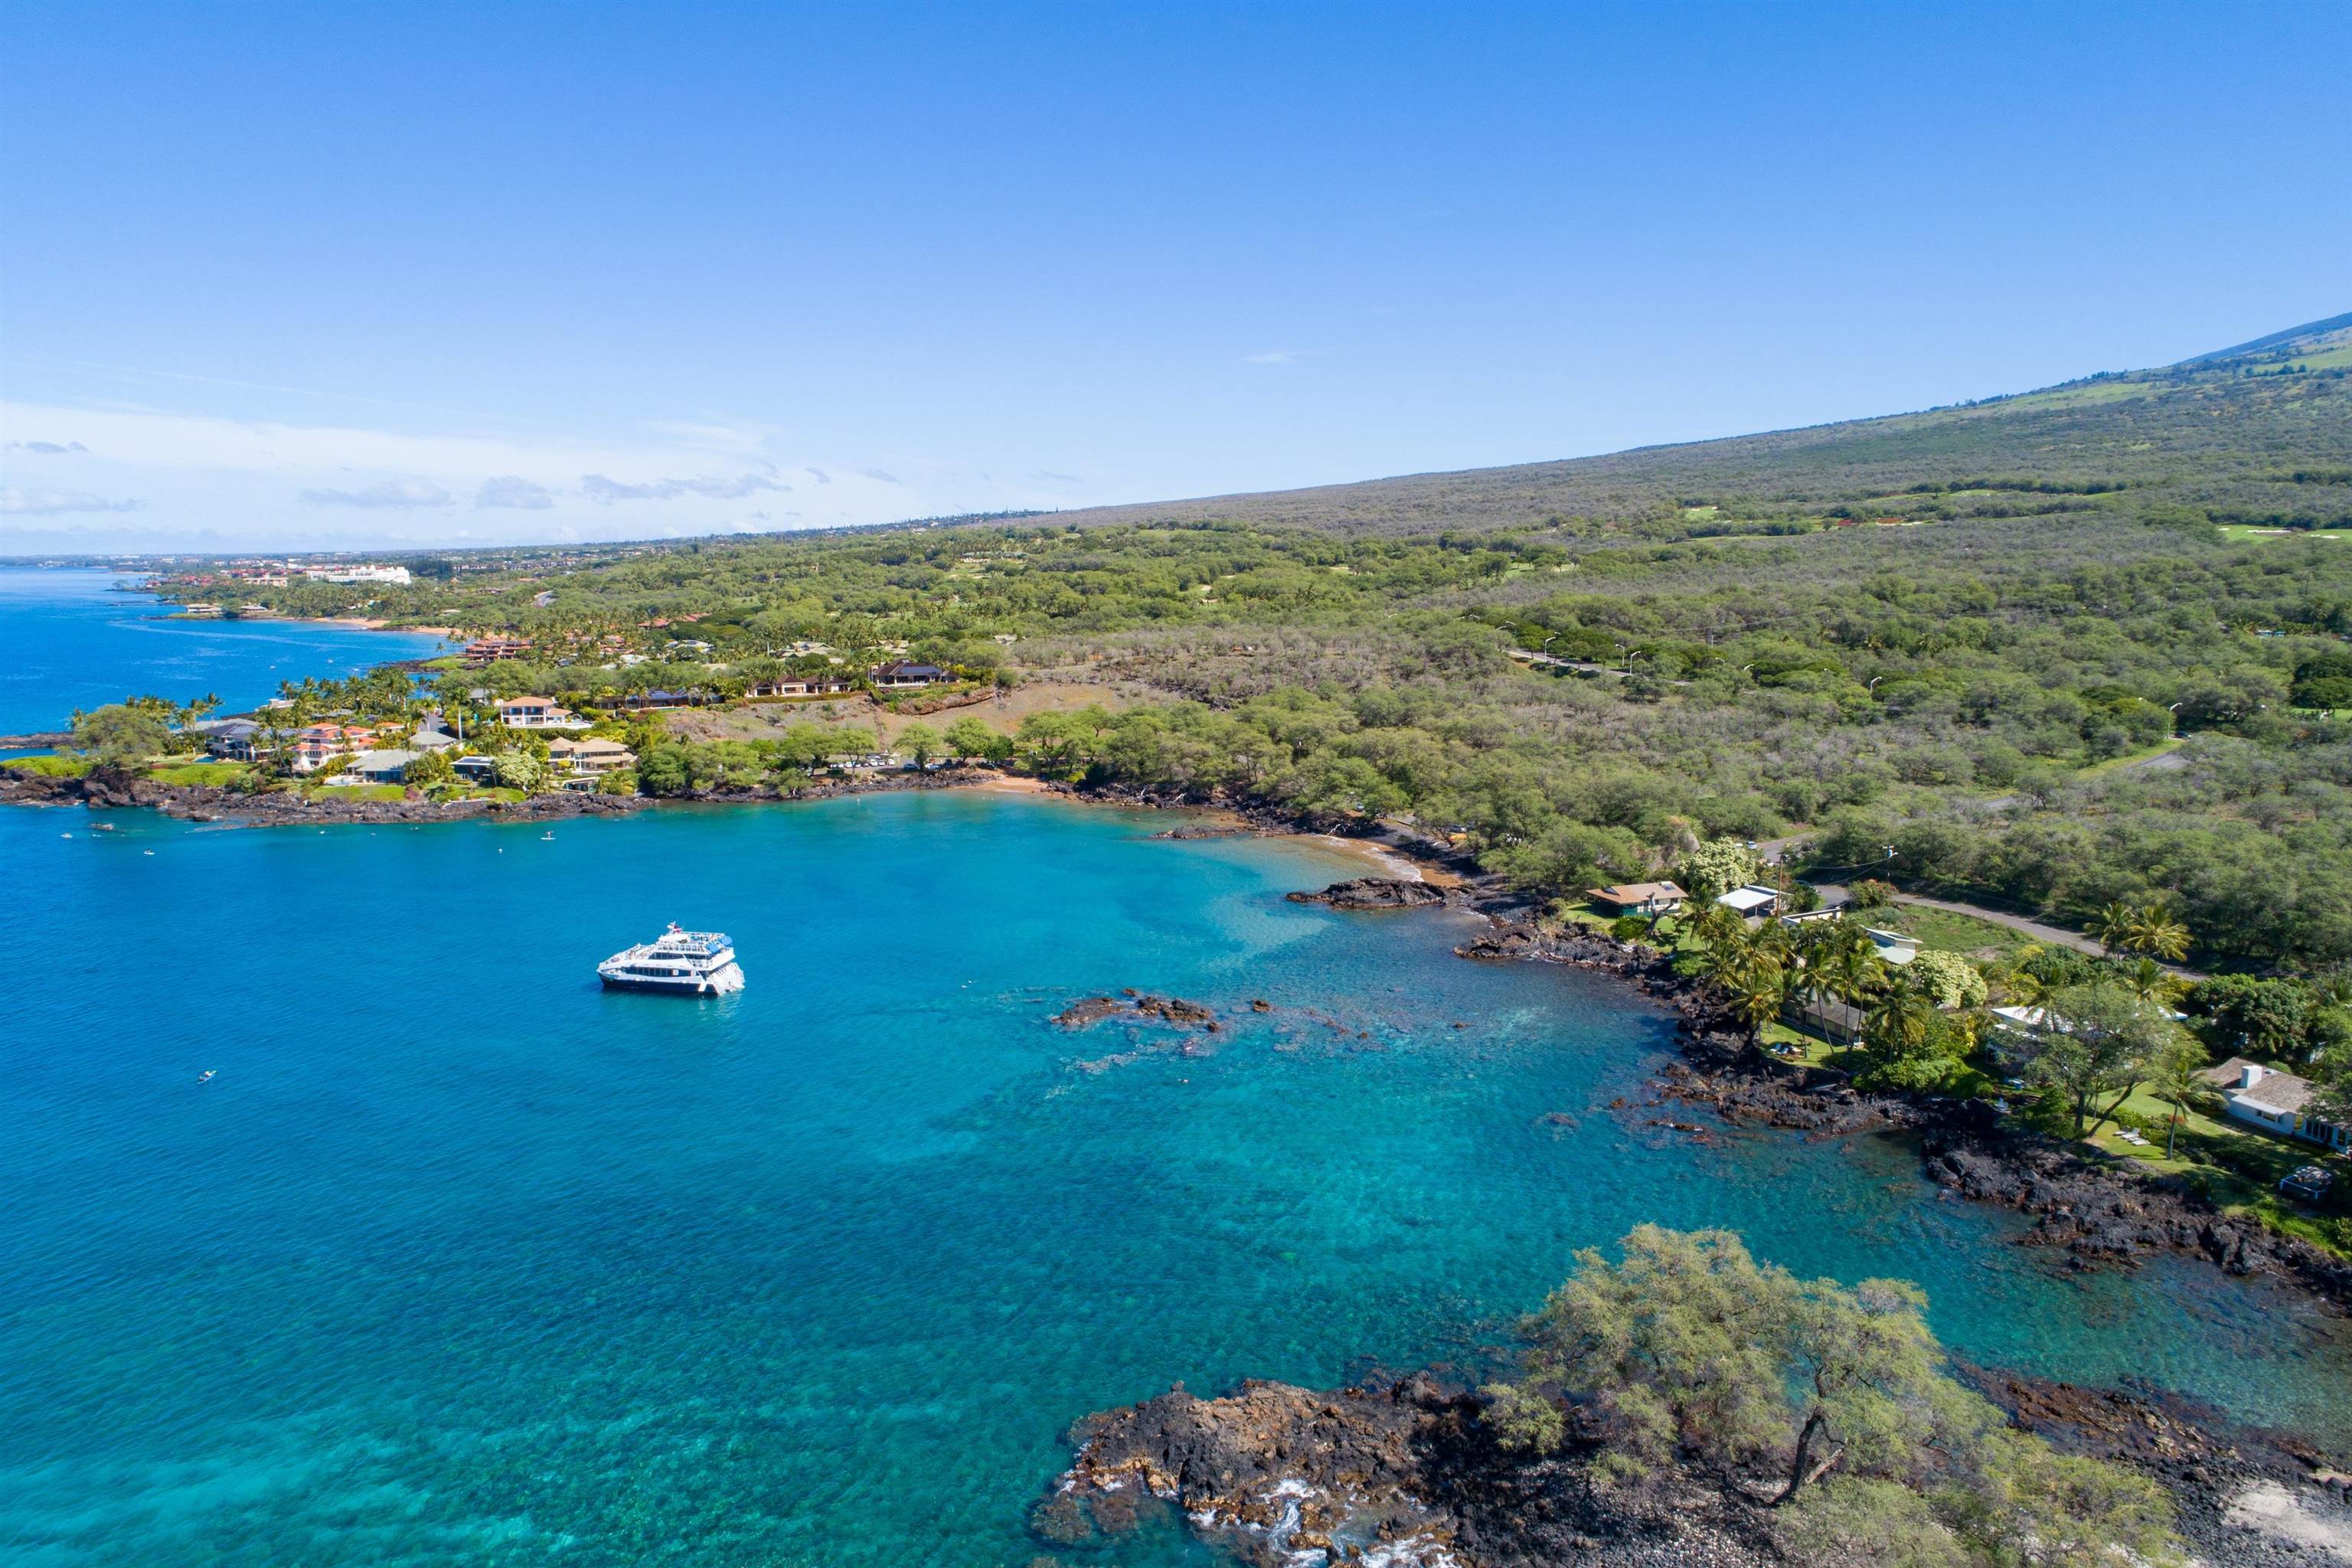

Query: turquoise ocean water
0;568;446;736
2;575;2347;1566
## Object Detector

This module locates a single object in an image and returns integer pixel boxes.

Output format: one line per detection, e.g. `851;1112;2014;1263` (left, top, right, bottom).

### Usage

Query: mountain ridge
1038;314;2351;537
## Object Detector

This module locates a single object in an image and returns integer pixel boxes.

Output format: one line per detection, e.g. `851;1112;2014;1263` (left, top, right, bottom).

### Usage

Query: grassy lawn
312;783;408;802
1880;904;2034;960
3;753;91;778
2215;522;2352;544
147;760;251;786
2016;1083;2352;1254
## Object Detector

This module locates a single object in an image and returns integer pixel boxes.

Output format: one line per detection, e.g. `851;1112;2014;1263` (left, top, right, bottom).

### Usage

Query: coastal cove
6;789;2352;1566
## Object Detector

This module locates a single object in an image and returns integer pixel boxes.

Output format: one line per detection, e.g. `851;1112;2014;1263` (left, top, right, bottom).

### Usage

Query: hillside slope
1051;316;2352;537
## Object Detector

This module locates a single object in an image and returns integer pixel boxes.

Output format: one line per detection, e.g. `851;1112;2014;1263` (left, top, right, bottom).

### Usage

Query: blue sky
4;2;2347;554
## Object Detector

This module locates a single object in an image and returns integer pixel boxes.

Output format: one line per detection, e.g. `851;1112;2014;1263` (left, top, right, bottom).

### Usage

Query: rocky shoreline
0;760;996;826
1282;871;2352;1320
1036;1368;2352;1568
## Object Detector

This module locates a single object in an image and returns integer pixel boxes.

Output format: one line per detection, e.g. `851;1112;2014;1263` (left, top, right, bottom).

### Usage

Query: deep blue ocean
3;571;2348;1566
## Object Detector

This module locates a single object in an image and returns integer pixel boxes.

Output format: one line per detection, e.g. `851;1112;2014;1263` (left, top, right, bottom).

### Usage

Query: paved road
1813;884;2207;979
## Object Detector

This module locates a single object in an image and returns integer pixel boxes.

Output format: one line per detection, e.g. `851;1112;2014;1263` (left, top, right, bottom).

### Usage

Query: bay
0;567;446;736
2;576;2347;1567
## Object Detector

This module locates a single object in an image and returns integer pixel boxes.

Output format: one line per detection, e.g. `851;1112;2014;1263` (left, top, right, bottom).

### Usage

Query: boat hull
598;962;745;996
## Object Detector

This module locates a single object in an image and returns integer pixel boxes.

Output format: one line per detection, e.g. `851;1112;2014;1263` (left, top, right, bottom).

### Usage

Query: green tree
945;714;995;761
1677;837;1760;902
1906;949;1988;1010
2089;900;2139;956
1720;951;1789;1046
897;722;943;770
2151;1032;2210;1159
493;750;544;791
70;704;172;767
1859;979;1958;1091
2020;983;2186;1138
635;743;692;796
2125;907;2192;962
1486;1227;2180;1562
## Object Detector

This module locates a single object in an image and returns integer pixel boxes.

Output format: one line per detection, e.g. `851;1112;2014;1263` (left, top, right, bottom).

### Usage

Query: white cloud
1244;350;1305;365
475;475;555;510
1;486;141;514
0;396;1069;550
299;477;455;509
580;472;789;504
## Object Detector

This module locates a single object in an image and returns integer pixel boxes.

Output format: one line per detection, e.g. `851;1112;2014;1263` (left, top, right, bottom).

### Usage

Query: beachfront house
290;724;376;773
1715;884;1782;920
1781;994;1867;1047
869;660;946;690
548;737;636;779
497;697;589;730
407;724;462;753
194;717;266;762
452;754;499;785
345;749;421;785
2198;1058;2350;1152
1586;881;1687;916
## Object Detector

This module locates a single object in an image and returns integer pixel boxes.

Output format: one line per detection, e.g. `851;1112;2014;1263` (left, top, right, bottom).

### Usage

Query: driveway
1812;884;2207;980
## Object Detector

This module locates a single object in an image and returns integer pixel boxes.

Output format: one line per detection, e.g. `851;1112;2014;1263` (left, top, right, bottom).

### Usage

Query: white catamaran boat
598;924;745;995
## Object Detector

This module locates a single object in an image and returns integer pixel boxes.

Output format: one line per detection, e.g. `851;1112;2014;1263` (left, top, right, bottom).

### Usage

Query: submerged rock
1051;991;1219;1029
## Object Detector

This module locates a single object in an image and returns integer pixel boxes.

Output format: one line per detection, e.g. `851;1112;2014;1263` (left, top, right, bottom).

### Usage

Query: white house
2199;1058;2349;1151
497;697;589;730
1715;884;1782;918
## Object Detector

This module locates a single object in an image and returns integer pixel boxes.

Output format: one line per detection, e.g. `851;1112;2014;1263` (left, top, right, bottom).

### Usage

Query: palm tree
2124;906;2191;962
2122;957;2186;1008
2153;1042;2205;1161
1720;952;1788;1047
2090;901;2138;956
1690;901;1749;953
1864;979;1938;1061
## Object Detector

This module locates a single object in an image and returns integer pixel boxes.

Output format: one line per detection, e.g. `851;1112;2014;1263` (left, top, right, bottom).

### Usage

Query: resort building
302;564;412;585
462;636;534;666
2198;1058;2350;1151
